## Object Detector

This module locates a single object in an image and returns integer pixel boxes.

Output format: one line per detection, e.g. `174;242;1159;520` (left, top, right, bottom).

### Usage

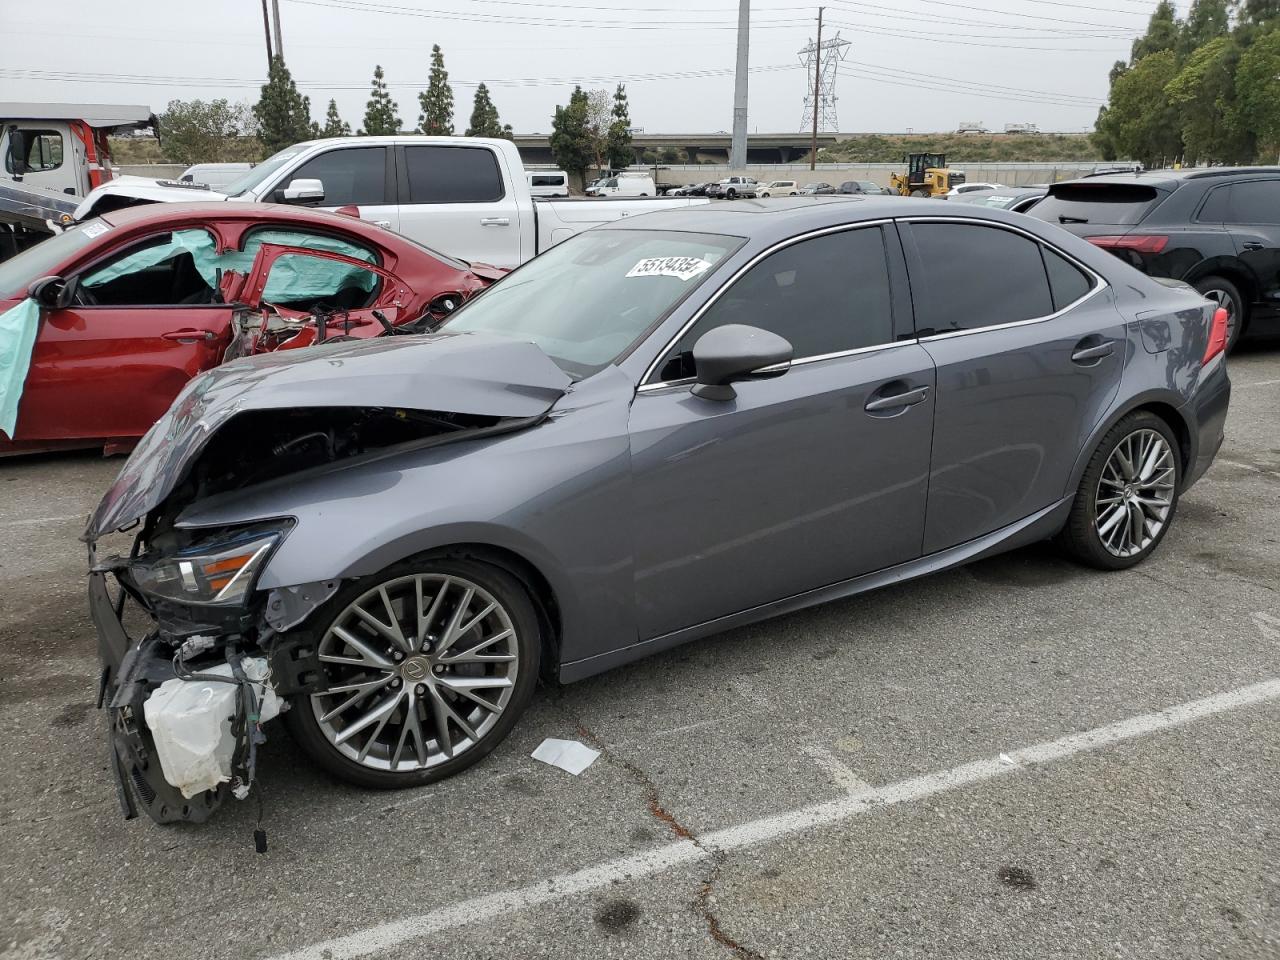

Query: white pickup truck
75;137;708;270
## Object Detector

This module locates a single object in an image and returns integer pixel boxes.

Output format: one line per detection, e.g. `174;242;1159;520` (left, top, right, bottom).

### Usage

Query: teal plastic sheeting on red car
0;297;41;439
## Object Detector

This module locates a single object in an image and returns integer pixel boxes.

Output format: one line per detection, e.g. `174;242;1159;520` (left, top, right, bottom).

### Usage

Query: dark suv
1032;167;1280;351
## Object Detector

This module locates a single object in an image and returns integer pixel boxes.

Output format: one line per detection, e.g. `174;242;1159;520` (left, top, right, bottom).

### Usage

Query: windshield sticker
81;222;110;239
626;256;713;282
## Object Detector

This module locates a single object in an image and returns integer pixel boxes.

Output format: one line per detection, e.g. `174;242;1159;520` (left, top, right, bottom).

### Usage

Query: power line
826;20;1124;51
844;60;1100;103
826;0;1143;30
283;0;809;29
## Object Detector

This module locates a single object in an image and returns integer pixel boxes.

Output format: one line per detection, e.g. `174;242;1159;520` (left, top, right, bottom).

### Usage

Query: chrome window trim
638;339;915;393
638;218;897;387
899;215;1107;341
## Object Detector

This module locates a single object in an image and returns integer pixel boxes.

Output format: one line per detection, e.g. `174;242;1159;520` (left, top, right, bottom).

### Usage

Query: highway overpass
513;131;843;165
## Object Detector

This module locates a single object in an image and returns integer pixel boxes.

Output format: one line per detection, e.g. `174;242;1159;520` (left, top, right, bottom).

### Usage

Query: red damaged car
0;202;501;456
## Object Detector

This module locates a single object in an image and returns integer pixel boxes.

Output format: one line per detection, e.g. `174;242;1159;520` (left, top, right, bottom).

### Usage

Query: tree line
1095;0;1280;166
154;48;636;178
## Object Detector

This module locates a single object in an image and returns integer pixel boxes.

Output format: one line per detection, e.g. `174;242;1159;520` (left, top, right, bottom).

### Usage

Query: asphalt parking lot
2;345;1278;960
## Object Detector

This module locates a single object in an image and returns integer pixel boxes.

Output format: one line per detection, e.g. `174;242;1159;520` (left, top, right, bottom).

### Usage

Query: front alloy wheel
286;558;540;788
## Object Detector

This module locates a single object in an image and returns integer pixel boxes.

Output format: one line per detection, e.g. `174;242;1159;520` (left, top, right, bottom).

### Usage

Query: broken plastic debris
143;657;281;798
999;753;1017;766
531;738;600;775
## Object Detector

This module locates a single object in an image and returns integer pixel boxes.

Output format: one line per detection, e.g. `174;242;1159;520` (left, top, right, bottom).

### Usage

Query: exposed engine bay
91;403;522;834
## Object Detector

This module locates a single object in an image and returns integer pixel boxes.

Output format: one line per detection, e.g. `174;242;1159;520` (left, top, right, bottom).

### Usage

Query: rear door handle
864;386;929;412
480;217;510;226
1070;340;1114;363
162;329;214;342
371;219;392;229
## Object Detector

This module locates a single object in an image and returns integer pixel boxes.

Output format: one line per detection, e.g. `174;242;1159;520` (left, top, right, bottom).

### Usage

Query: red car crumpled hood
467;262;510;283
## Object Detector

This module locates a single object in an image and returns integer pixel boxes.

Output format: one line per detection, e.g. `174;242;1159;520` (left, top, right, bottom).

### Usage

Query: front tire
1058;411;1181;570
285;556;541;789
1192;275;1246;353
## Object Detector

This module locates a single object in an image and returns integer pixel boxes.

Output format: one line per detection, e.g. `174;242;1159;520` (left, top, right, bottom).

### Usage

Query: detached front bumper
90;571;227;824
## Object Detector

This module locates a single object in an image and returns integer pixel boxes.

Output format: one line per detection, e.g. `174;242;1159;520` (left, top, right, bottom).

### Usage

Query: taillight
1203;306;1229;364
1087;234;1169;254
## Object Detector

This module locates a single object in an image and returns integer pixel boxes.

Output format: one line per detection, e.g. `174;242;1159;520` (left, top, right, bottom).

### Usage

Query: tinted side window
656;227;894;381
405;146;505;203
1223;180;1280;224
1041;246;1093;311
287;147;388;206
910;223;1052;333
1197;185;1230;222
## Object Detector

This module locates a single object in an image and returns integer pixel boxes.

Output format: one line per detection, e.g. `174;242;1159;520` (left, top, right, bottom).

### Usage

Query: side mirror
28;275;76;310
5;129;28;176
278;178;325;204
690;323;793;401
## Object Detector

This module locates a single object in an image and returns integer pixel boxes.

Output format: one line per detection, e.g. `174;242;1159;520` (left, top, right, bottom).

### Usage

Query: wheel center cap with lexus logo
400;656;431;682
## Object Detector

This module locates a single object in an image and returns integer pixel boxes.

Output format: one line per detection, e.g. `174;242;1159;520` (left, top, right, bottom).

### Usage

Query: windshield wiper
1058;215;1089;224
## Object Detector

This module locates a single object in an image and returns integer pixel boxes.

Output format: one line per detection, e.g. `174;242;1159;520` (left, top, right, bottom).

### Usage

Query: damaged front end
87;333;571;827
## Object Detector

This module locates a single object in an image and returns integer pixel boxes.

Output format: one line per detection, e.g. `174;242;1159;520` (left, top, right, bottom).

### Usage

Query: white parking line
267;678;1280;960
802;744;872;794
1239;377;1280;389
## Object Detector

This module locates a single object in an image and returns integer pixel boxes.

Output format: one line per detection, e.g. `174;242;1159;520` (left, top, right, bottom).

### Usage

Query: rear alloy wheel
1059;411;1181;570
285;558;540;788
1193;275;1245;353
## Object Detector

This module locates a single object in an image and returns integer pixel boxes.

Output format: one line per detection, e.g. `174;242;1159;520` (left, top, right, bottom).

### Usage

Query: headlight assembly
130;526;288;607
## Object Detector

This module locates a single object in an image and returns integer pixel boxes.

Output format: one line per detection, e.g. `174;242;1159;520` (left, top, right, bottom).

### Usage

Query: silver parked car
88;198;1231;824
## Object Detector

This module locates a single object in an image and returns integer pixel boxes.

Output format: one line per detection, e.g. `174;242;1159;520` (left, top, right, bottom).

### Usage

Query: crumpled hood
85;332;572;540
74;176;230;219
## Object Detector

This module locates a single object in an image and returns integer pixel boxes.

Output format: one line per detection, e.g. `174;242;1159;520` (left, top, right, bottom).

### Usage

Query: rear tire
1192;275;1246;353
1058;411;1181;570
285;556;541;789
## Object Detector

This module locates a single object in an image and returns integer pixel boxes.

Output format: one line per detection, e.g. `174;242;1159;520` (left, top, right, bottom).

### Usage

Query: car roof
95;201;398;242
1063;166;1280;190
600;195;1032;239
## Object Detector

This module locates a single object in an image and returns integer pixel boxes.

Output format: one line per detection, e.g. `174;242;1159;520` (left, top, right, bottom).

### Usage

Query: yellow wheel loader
889;153;965;197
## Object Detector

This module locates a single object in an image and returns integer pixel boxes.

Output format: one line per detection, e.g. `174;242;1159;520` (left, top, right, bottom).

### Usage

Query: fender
1063;386;1197;500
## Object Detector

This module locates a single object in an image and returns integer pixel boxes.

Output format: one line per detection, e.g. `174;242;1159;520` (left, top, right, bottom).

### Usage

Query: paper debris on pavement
531;738;601;776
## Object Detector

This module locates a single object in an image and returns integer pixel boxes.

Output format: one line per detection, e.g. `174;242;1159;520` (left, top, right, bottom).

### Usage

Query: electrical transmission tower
798;32;850;133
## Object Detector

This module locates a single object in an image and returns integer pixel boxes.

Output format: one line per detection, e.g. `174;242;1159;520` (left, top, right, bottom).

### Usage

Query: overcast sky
1;0;1158;135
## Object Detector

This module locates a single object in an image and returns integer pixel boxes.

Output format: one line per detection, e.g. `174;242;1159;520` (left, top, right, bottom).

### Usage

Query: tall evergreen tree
320;98;351;138
1233;29;1280;158
550;86;592;184
1131;1;1181;61
1095;49;1183;166
1177;0;1230;55
419;45;455;135
1167;36;1251;162
361;65;401;136
605;84;634;169
466;83;512;138
254;56;313;153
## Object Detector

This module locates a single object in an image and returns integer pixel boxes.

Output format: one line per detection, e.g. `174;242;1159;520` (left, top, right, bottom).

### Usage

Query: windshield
220;147;303;197
441;229;742;378
0;220;107;299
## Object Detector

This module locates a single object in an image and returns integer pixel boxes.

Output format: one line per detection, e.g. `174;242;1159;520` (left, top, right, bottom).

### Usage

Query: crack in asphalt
560;704;763;959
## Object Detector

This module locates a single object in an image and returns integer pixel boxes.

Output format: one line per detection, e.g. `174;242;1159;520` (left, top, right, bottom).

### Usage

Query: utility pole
810;5;823;170
260;0;274;69
729;0;750;171
271;0;285;63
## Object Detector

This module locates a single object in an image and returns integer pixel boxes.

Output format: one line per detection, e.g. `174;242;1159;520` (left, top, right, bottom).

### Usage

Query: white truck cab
0;102;155;258
76;138;705;270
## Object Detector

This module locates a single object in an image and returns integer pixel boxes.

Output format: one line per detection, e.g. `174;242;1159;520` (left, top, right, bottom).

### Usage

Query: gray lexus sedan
86;197;1231;824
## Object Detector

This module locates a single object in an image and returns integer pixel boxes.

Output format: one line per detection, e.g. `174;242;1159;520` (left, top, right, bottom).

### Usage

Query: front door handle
1071;339;1114;364
864;385;929;412
1241;241;1264;251
162;329;214;343
371;219;392;229
480;217;510;226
